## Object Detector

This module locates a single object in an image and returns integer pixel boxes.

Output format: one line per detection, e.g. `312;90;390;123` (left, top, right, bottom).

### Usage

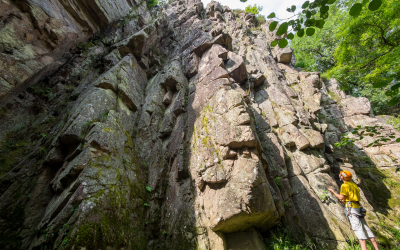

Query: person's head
339;170;352;182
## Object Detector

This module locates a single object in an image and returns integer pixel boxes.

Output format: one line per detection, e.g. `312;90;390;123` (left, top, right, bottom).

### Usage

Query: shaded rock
226;227;266;250
114;30;149;59
184;52;199;78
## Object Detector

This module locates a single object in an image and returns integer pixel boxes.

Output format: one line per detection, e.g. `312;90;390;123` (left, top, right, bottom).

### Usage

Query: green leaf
291;5;296;12
369;0;382;11
385;89;399;97
269;21;278;31
316;20;325;28
349;3;362;17
276;22;289;36
391;83;400;90
362;0;369;5
302;1;310;9
287;33;294;39
306;27;315;36
372;81;388;88
278;39;288;48
396;138;400;143
388;96;400;106
328;0;336;4
271;40;279;47
306;11;312;18
146;186;152;192
267;12;276;18
297;29;305;37
320;6;329;14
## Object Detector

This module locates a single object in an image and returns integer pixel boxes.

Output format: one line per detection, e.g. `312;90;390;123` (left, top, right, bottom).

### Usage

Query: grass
264;225;391;250
343;238;376;250
264;226;314;250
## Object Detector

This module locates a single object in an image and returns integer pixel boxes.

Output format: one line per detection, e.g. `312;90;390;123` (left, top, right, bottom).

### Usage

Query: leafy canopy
291;0;400;115
243;0;382;50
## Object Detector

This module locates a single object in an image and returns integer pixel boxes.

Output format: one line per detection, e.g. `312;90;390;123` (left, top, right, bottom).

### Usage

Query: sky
201;0;301;20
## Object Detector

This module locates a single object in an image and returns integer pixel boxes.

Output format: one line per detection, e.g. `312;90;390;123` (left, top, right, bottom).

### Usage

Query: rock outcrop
1;0;400;249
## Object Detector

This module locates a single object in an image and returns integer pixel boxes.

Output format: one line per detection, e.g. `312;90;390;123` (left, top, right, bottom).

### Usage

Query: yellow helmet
340;170;352;181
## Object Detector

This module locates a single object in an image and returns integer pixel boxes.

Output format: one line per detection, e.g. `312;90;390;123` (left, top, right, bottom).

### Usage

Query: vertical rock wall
0;0;400;249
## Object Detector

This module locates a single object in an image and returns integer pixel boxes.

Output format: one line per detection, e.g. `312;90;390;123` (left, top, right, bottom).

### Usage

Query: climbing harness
346;201;367;219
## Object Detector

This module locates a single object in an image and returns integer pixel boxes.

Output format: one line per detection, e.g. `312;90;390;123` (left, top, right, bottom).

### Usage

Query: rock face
1;0;400;249
0;0;148;102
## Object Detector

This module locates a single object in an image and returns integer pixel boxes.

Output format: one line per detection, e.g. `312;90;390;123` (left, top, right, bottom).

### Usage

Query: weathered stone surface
276;47;293;64
226;51;247;83
2;1;400;249
301;128;325;148
190;88;280;235
340;97;372;117
115;30;149;59
184;52;199;78
0;0;146;102
225;227;266;250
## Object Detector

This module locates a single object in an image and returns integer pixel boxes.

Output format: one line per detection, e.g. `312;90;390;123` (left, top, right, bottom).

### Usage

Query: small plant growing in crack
274;177;282;186
319;190;329;203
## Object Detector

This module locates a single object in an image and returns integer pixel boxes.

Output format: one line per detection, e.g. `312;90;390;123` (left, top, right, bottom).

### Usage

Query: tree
245;5;263;15
291;0;400;115
240;0;400;108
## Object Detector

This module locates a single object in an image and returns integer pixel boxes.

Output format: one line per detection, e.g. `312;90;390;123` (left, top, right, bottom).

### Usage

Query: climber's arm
328;188;346;200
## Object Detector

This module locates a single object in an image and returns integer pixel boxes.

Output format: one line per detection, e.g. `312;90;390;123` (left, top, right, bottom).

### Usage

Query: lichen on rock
1;0;400;249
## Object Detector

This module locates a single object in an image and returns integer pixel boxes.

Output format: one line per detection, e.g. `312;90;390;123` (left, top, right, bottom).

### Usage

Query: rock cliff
1;0;400;249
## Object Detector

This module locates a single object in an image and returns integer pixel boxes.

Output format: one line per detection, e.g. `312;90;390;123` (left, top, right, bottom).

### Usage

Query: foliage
388;116;400;132
343;238;377;250
145;186;152;192
147;0;158;9
290;0;400;115
335;125;399;148
274;177;282;186
264;226;313;250
264;0;383;48
318;190;329;202
265;225;378;249
329;0;400;107
245;4;263;15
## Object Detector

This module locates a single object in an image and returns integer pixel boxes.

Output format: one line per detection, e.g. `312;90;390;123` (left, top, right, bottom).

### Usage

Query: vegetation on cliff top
290;0;400;116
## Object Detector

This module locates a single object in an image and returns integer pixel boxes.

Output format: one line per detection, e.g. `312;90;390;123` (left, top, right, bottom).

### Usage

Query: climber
328;170;379;250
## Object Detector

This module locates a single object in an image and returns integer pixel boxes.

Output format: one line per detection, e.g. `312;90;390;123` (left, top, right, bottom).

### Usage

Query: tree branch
364;23;397;47
360;47;394;69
